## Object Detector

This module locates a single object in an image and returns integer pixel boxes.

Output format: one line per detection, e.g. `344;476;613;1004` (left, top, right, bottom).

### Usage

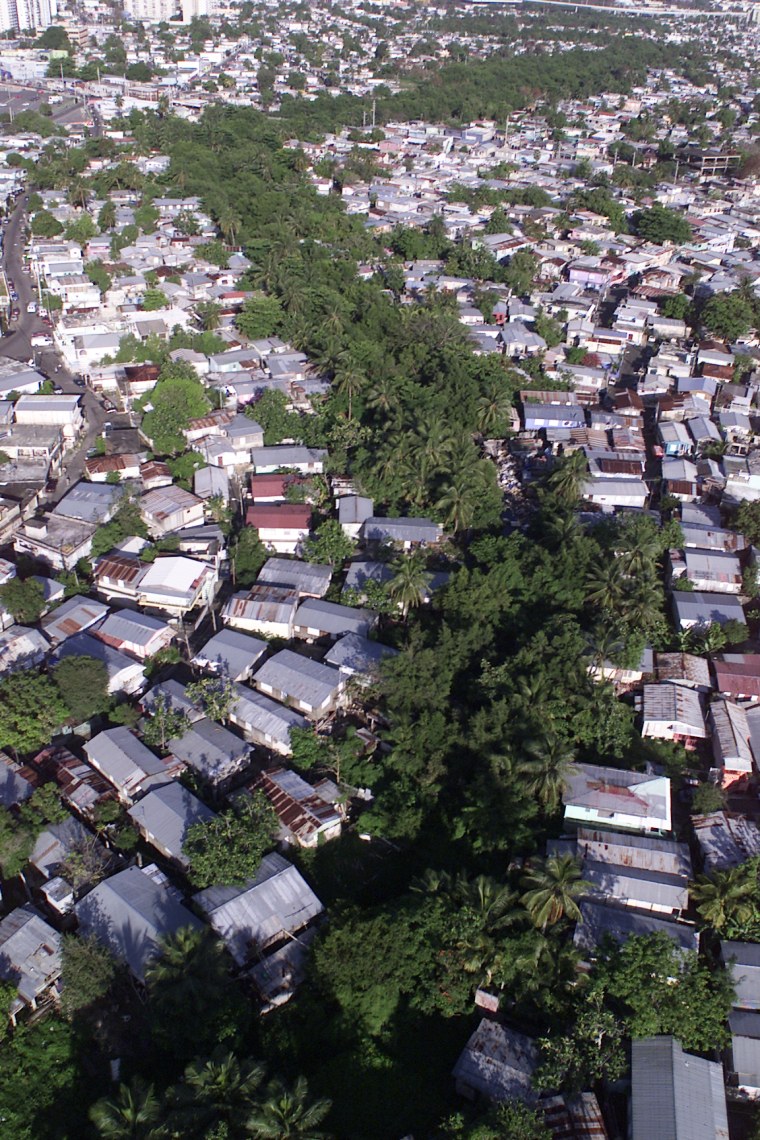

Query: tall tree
246;1076;332;1139
520;855;588;932
89;1078;166;1140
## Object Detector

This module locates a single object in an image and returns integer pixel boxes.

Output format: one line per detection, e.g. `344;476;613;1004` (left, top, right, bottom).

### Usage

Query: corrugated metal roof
452;1020;538;1104
253;650;342;710
127;783;214;867
631;1037;728;1140
41;596;109;644
168;718;248;783
0;905;61;1003
257;768;340;842
192;629;268;680
257;558;332;598
576;828;691;878
194;852;323;964
76;866;202;981
574;900;698;955
294;599;373;638
229;685;307;748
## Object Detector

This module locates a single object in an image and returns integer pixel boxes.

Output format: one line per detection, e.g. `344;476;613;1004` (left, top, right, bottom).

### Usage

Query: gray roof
127;783;215;868
722;941;760;1009
631;1036;728;1140
229;685;307;749
192;629;268;681
141;678;204;723
452;1020;538;1104
295;598;374;638
95;609;172;649
324;632;398;677
361;516;442;544
338;496;373;527
582;859;688;911
257;558;332;598
251;446;327;470
52;481;124;525
0;752;34;807
0;905;61;1004
729;1010;760;1088
168;718;249;783
53;632;145;688
253;650;342;711
85;726;169;797
194;852;323;965
343;560;393;593
30;815;90;879
75;866;202;981
41;596;109;644
672;591;745;627
574;900;698;955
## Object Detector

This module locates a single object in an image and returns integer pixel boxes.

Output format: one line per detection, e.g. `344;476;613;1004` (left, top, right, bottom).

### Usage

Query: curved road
1;194;109;497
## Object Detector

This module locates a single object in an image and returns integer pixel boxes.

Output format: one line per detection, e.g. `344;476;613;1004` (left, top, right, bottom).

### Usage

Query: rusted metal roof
256;768;341;843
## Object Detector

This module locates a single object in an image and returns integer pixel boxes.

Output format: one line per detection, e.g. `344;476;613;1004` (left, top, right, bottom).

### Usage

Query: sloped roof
76;866;202;981
452;1020;538;1104
257;558;332;598
194;852;323;964
0;905;61;1003
253;650;342;709
230;685;307;748
127;782;214;867
192;629;268;680
631;1037;728;1140
168;718;248;783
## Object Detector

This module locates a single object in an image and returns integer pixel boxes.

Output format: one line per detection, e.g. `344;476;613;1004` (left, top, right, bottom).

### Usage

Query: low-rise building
255;768;342;848
229;685;308;755
253;650;345;718
127;782;215;870
84;727;180;804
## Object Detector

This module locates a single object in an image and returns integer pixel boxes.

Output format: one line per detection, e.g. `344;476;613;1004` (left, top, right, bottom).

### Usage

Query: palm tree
690;865;757;933
218;208;241;246
246;1076;332;1139
520;854;589;932
585;558;625;614
90;1078;166;1140
333;361;367;421
386;554;432;618
145;927;232;1056
521;734;578;813
436;476;478;533
476;382;513;435
546;450;588;504
169;1050;265;1136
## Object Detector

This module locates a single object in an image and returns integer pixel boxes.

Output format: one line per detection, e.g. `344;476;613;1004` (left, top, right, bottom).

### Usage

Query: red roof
246;503;311;530
249;474;301;498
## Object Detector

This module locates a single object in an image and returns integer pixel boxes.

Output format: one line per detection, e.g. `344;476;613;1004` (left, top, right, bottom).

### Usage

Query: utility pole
371;98;376;130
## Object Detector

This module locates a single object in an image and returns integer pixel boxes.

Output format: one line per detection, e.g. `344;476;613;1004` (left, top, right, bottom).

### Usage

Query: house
675;549;742;594
32;744;113;821
93;610;174;662
0;624;49;675
141;486;205;537
127;782;215;870
653;653;711;692
581;479;649;511
29;815;91;881
293;599;375;641
563;763;671;834
222;586;299;639
692;811;760;873
40;596;109;646
14;514;96;572
728;1010;760;1098
361;516;442;548
255;768;342;848
672;591;746;631
630;1037;728;1140
229;685;308;755
53;633;146;696
92;554;147;604
250;446;327;474
324;633;398;682
722;941;760;1011
137;557;217;616
84;727;180;804
192;629;268;681
75;864;202;982
168;718;250;791
246;504;311;555
54;481;123;526
141;679;204;725
575;827;691;879
338;495;374;539
713;655;760;700
249;928;317;1013
0;906;61;1015
253;650;345;718
453;1020;538;1104
257;558;332;599
193;851;324;966
581;857;689;915
710;699;753;787
250;474;303;502
640;683;706;743
574;900;698;956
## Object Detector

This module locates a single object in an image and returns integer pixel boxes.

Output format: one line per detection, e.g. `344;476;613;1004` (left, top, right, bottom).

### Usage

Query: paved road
0;194;110;500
